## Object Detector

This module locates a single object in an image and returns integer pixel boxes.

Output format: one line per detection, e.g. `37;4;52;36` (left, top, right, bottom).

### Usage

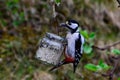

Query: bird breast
65;32;79;58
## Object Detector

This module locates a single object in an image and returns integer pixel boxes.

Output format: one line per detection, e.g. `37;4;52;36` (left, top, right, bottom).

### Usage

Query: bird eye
68;22;71;25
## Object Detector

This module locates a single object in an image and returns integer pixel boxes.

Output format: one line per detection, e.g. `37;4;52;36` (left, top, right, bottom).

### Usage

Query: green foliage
12;12;25;27
83;44;93;54
118;77;120;80
80;30;96;41
15;63;26;80
98;60;111;71
0;40;13;55
81;30;112;74
67;71;75;80
80;30;95;54
91;0;103;4
80;30;89;40
89;32;95;40
112;49;120;55
54;0;61;6
85;63;98;71
5;0;25;27
85;60;111;72
0;19;7;27
6;0;19;9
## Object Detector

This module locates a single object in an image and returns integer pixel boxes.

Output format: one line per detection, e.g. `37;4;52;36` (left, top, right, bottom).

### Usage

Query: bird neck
75;28;80;33
70;27;79;34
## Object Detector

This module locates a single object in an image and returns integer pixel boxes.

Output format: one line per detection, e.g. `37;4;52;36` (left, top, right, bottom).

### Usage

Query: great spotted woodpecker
50;20;85;73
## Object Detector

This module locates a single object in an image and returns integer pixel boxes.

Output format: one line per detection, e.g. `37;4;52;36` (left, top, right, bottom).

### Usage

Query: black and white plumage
50;20;85;73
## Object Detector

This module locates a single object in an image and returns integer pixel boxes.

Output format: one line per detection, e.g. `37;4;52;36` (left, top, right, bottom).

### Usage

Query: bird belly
65;32;79;59
65;39;75;58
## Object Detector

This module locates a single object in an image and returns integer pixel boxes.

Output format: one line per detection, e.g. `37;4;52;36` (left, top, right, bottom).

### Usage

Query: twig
101;57;119;80
109;58;118;80
92;41;120;50
52;3;57;18
49;0;59;34
49;0;57;18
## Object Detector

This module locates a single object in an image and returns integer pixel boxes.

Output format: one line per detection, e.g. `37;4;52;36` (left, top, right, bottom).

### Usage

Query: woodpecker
49;20;85;73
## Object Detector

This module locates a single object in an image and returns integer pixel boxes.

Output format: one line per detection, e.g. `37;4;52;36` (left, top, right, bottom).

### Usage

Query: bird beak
59;23;68;27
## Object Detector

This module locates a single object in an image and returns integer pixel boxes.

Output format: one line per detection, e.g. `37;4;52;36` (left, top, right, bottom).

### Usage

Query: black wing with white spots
73;34;82;73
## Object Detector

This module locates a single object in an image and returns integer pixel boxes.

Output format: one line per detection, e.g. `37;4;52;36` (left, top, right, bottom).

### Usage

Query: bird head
60;20;79;33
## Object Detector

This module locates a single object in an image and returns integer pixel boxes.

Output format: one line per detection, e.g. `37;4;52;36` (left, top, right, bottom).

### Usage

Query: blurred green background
0;0;120;80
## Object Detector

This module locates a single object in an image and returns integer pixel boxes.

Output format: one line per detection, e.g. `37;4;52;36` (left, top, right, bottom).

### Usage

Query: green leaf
84;63;98;71
112;49;120;55
0;19;7;27
99;63;110;70
12;20;20;27
54;0;61;6
80;30;89;39
118;77;120;80
14;0;19;3
89;32;95;40
85;61;111;72
96;65;102;71
19;12;25;21
84;44;92;54
98;60;104;65
98;60;110;71
89;42;94;46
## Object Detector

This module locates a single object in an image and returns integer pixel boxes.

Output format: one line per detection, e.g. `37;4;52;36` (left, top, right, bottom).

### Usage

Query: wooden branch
92;41;120;50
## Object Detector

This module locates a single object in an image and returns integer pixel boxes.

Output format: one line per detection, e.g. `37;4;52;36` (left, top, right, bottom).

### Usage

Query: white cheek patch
69;23;78;29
